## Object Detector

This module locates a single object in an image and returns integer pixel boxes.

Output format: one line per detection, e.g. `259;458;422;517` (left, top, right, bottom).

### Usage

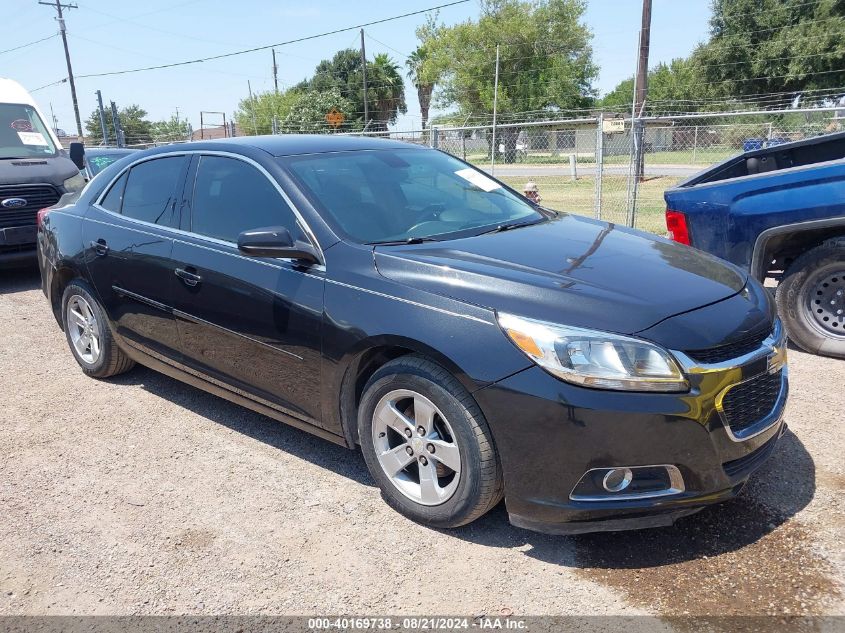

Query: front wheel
357;355;503;528
776;239;845;359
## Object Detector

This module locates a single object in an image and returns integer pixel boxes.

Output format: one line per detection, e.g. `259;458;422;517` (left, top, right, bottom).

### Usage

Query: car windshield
282;148;545;244
87;153;128;176
0;103;58;159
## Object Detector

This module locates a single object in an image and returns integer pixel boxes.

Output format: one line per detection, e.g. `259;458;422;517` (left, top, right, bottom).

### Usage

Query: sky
2;0;713;136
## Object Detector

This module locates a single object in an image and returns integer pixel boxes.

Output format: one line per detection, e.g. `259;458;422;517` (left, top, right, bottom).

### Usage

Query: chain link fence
343;107;844;235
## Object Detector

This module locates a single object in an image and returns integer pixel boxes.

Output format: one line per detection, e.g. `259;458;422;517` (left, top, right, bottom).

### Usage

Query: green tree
694;0;845;100
367;53;407;131
424;0;597;161
84;104;152;145
150;115;192;142
280;88;356;133
235;89;302;135
407;46;435;130
600;58;706;112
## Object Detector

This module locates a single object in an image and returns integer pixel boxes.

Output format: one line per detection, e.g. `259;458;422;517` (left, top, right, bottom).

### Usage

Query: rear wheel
358;355;503;528
776;239;845;359
62;280;135;377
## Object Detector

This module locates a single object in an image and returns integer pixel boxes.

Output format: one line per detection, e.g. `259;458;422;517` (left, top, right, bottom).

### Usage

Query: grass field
496;174;677;235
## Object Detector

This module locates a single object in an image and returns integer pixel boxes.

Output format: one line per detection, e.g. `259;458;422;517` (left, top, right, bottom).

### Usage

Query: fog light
602;468;633;493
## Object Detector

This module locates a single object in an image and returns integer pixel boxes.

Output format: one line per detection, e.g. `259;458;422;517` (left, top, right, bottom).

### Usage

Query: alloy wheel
371;389;462;506
66;294;102;364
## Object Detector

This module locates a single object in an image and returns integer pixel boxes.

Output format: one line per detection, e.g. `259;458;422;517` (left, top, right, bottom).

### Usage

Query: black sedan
37;136;788;534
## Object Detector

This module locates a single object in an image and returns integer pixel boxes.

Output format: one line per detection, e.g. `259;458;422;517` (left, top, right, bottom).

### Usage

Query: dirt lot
1;266;844;618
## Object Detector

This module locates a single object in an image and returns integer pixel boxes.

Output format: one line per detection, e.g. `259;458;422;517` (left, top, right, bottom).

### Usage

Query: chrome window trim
91;149;325;265
569;464;685;502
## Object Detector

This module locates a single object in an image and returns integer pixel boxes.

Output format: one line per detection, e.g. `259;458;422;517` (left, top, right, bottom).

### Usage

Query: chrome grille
684;328;771;364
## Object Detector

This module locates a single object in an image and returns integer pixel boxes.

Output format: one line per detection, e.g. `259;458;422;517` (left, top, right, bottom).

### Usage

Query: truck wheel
776;239;845;359
357;355;503;528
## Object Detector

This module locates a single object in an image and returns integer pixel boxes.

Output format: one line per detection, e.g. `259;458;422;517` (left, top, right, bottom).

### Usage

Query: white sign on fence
602;118;626;133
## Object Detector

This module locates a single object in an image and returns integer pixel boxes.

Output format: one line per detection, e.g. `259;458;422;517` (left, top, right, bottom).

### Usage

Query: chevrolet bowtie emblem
767;343;788;374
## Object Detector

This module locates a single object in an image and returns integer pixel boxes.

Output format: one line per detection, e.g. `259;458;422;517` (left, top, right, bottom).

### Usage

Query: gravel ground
1;266;843;618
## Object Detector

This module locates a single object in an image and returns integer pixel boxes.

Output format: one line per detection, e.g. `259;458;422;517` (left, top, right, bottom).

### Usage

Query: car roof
144;134;427;158
85;147;137;156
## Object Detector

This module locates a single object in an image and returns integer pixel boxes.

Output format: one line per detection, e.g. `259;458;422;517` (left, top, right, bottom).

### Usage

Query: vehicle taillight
36;207;51;229
665;209;691;245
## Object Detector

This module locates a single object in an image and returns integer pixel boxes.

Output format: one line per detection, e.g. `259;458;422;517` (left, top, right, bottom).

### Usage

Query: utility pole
247;80;258;135
39;0;83;140
633;0;652;182
490;44;500;173
272;49;279;94
360;29;369;128
109;101;124;148
95;90;108;145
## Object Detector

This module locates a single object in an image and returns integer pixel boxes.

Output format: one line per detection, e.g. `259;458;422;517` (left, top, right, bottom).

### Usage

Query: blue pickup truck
664;131;845;359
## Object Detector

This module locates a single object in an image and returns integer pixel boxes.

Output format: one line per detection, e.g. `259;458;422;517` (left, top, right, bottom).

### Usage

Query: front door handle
175;267;202;287
90;239;109;257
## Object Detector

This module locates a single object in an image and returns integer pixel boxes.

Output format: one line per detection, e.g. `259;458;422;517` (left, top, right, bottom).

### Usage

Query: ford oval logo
1;197;28;209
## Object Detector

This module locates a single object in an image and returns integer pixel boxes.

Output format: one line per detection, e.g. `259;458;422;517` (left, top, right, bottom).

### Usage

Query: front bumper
474;332;789;535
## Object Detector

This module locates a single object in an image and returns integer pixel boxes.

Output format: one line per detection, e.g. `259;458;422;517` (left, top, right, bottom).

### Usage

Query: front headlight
63;172;86;193
497;313;688;392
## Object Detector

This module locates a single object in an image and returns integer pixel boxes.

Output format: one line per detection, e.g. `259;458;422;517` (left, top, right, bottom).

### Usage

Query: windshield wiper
370;236;440;246
477;218;545;236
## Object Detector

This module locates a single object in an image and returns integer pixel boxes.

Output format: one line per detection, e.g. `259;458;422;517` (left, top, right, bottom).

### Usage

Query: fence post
430;125;439;149
594;114;603;220
692;125;698;164
569;154;577;181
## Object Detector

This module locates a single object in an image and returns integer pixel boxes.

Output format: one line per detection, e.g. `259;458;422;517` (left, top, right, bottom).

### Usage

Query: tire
776;238;845;359
61;280;136;378
357;355;503;528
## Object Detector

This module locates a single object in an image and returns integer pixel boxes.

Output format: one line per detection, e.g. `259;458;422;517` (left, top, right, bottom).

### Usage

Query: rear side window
100;172;127;213
190;155;302;243
121;156;184;226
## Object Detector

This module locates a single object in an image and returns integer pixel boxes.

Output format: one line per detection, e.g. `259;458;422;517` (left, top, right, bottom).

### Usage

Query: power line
0;34;58;56
75;0;470;80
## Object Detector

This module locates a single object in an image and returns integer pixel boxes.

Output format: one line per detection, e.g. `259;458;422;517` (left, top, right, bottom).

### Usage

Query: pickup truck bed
664;131;845;359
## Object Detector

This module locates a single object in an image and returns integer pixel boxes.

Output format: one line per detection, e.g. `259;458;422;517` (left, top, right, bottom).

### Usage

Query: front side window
190;155;303;243
0;103;58;158
282;148;546;244
121;156;183;226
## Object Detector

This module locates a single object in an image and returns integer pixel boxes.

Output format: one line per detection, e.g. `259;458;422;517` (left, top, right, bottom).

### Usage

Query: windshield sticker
454;168;501;192
10;119;34;132
17;131;48;146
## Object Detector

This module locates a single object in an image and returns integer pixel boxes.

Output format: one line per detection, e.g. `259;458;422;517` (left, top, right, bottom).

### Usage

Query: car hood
0;156;79;188
373;213;748;336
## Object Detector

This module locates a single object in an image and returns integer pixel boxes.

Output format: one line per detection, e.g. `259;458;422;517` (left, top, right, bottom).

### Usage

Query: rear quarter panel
665;160;845;270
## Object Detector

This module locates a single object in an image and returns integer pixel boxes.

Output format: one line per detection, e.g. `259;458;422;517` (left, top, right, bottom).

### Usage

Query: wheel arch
336;336;482;448
751;217;845;281
49;262;86;329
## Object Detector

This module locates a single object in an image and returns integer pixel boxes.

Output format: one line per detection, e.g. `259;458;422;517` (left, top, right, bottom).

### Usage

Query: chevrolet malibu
38;136;788;534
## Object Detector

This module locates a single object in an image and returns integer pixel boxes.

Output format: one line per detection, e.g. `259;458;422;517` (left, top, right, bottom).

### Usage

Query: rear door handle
90;239;109;256
175;267;202;287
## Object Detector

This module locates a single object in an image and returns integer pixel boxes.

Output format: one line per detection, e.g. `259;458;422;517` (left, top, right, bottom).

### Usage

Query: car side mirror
237;226;320;264
69;142;85;170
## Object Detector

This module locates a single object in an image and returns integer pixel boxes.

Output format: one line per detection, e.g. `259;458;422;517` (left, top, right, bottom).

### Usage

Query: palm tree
367;53;407;131
407;46;435;130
